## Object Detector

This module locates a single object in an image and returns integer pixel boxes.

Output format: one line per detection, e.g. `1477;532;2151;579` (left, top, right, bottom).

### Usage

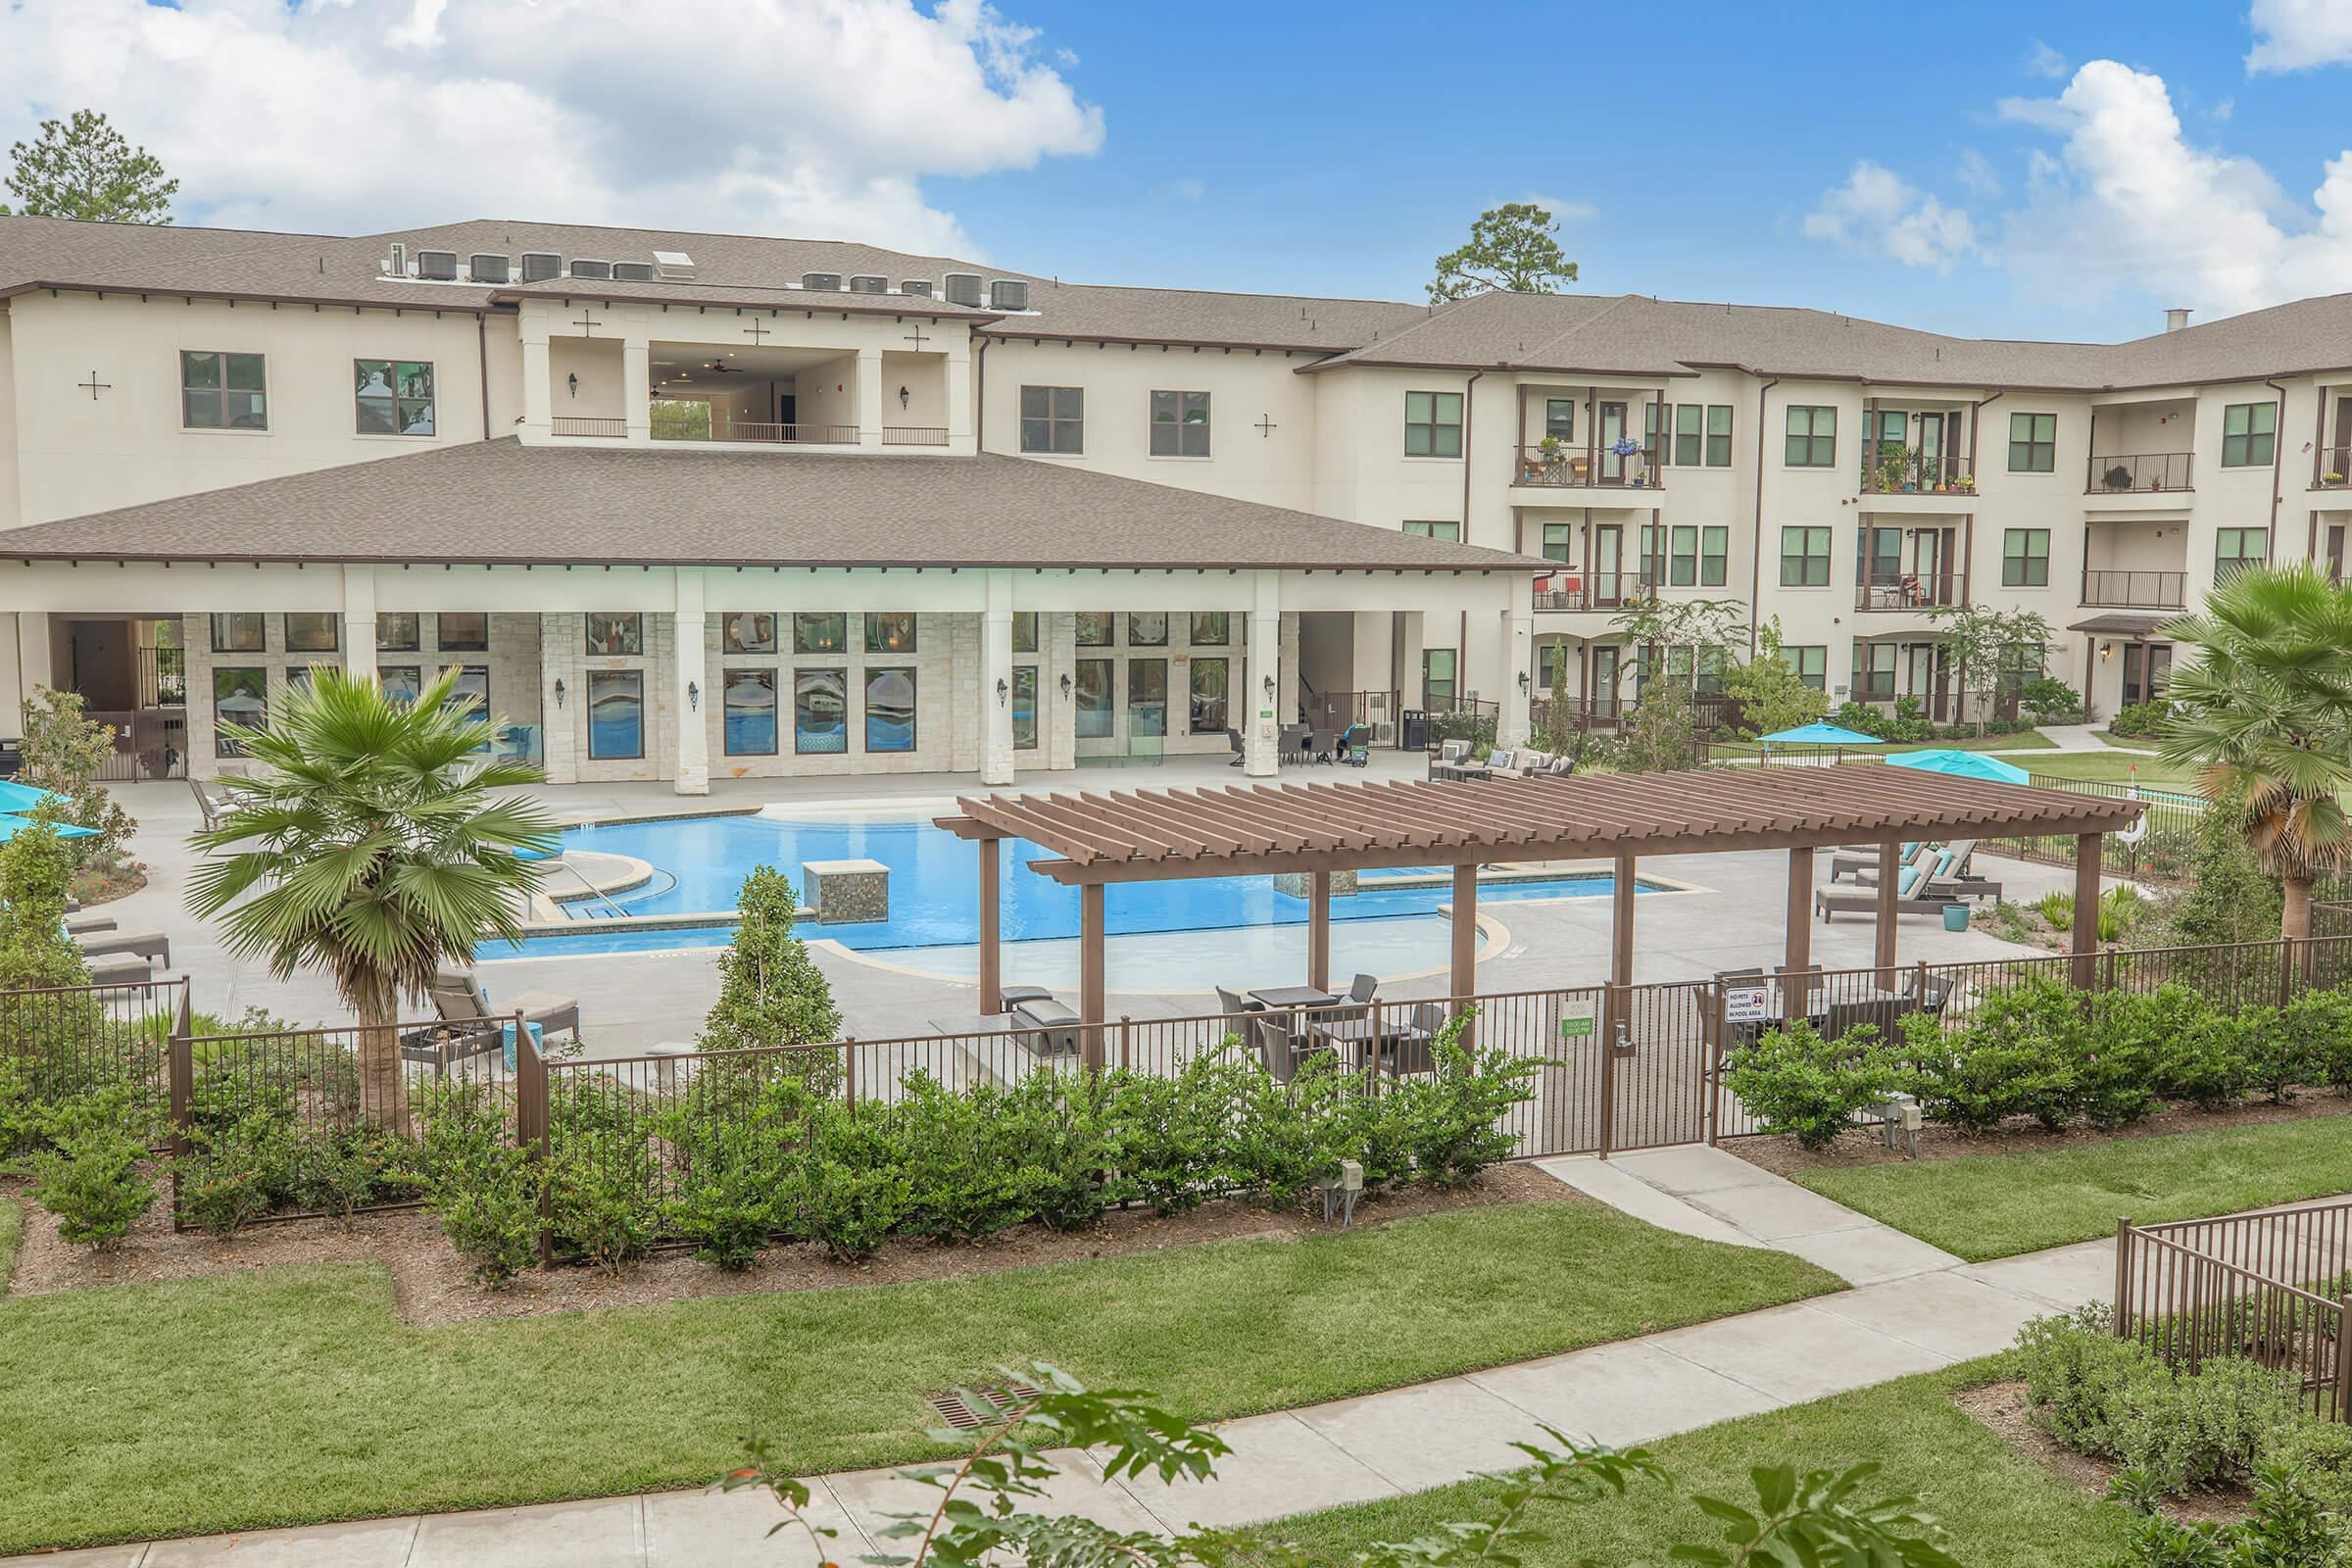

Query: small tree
1429;203;1579;302
699;865;843;1054
1;110;178;222
1924;603;2053;733
1725;620;1829;739
19;687;136;870
0;816;91;991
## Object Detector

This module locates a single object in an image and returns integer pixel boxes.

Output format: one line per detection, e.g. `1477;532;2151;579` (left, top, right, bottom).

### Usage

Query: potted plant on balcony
1871;441;1907;495
2327;470;2345;487
1532;433;1563;480
1610;436;1646;485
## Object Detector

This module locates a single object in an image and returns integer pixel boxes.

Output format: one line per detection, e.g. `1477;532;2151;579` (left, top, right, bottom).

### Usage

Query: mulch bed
3;1161;1569;1328
1729;1092;2352;1178
1954;1380;2246;1525
71;862;149;907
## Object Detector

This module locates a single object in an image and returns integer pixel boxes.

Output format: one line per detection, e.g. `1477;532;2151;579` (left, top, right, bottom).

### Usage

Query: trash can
1399;710;1430;751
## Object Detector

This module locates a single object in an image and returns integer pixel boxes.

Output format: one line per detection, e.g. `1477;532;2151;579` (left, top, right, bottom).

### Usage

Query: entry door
1592;524;1625;606
2329;523;2347;584
1599;402;1629;481
2122;643;2174;706
1127;658;1167;738
2334;399;2352;472
1590;645;1623;720
1914;527;1957;604
1915;415;1945;483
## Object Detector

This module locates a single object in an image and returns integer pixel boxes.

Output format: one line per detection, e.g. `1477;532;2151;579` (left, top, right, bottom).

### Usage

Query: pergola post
1874;836;1899;975
1079;882;1105;1071
1308;870;1332;993
1606;853;1636;1048
2072;832;2101;987
977;836;1003;1014
1450;862;1478;1047
1784;846;1813;977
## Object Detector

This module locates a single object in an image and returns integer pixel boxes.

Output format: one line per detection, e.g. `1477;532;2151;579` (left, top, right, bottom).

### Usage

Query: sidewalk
19;1150;2120;1568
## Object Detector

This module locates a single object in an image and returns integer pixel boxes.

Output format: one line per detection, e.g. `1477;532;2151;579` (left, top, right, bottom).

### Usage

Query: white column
980;570;1015;786
519;318;552;443
541;612;579;786
945;348;975;454
341;565;378;685
1498;609;1535;748
1243;573;1281;778
673;573;709;796
857;347;885;448
622;339;652;444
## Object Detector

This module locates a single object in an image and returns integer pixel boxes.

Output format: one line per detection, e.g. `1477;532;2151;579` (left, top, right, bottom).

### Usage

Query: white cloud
2024;39;2071;78
0;0;1105;255
2248;0;2352;73
1955;148;2003;199
1523;194;1598;223
1801;161;1977;270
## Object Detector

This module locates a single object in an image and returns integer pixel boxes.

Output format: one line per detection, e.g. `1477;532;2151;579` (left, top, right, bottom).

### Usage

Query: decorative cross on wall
79;370;112;401
572;309;603;335
743;319;771;345
1254;415;1278;438
904;324;931;351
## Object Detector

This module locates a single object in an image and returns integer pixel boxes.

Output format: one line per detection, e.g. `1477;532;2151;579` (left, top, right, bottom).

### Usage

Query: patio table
1307;1015;1436;1074
1250;985;1341;1011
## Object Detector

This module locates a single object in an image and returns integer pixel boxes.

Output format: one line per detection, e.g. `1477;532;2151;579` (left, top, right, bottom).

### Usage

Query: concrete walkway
18;1150;2121;1568
2036;723;2149;755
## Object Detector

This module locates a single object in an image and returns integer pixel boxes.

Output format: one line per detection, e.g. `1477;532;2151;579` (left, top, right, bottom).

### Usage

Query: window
1853;643;1897;701
865;667;917;753
586;613;642;656
2222;402;2278;467
1541;522;1572;564
1188;612;1228;646
1150;390;1210;457
1404;391;1464;458
376;612;420;652
1190;658;1229;734
1784;406;1836;467
1537;641;1562;690
354;359;434;437
1403;519;1461;541
1128;612;1168;648
1076;612;1113;648
443;664;489;723
2008;412;2057;473
1423;648;1457;709
1011;612;1038;655
722;669;777;756
436;612;487;651
1075;659;1114;738
1779;525;1832;586
863;612;916;654
1018;385;1084;454
1698;525;1729;586
212;667;267;755
284;613;338;653
586;670;642;759
1673;405;1734;467
1544;399;1575;442
1664;525;1730;587
209;613;263;654
721;612;777;655
2217;527;2270;580
2001;528;2051;588
1778;644;1828;691
378;665;421;705
793;612;847;654
1009;667;1037;751
1127;659;1167;737
794;669;848;754
281;662;312;693
180;351;268;430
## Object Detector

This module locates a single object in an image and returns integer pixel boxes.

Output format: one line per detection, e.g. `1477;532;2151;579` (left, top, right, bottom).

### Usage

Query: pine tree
699;866;843;1054
1;110;178;223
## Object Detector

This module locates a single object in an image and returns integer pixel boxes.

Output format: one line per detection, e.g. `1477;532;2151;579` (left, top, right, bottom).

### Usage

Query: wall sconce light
566;372;579;399
996;677;1009;707
2099;642;2115;661
1058;672;1072;698
1517;669;1531;692
898;385;910;410
553;678;565;709
1261;673;1276;699
687;680;700;711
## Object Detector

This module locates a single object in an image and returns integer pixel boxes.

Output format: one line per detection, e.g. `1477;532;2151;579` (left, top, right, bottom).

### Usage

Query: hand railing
2087;452;2193;493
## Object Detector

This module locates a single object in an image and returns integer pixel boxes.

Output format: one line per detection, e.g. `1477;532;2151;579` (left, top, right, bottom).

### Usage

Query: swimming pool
504;809;1669;957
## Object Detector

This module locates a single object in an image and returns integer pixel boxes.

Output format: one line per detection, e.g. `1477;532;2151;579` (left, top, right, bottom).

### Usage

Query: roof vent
384;242;408;277
416;250;458;282
612;261;654;282
468;253;511;283
653;250;696;279
989;279;1029;312
569;258;612;280
849;274;886;294
2165;307;2192;333
900;278;934;298
802;271;842;292
520;252;562;283
943;272;983;308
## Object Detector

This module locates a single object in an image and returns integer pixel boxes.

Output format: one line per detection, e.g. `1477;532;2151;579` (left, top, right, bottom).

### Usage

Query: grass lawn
1880;730;2056;754
1992;751;2195;789
1259;1364;2128;1568
1794;1117;2352;1262
0;1198;1838;1553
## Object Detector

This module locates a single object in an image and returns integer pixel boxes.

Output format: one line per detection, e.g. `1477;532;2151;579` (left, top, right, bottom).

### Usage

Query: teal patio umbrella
0;812;96;842
1758;721;1884;747
1887;749;2031;785
0;779;66;814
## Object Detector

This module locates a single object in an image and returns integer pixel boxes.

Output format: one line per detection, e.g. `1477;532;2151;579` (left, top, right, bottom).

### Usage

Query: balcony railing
551;416;625;438
2081;569;2187;610
654;421;862;446
1531;570;1655;611
1854;570;1966;612
882;425;949;448
1513;446;1662;490
2087;453;2193;494
1860;449;1974;495
2319;446;2351;488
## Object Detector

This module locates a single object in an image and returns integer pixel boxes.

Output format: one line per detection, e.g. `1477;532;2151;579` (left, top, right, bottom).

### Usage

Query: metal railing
1513;446;1663;490
2318;446;2350;488
1854;570;1967;612
551;416;625;438
881;425;949;447
653;421;861;446
1;977;188;1138
1861;451;1974;495
2087;452;2193;493
2081;569;2188;610
1982;769;2205;885
1532;570;1655;612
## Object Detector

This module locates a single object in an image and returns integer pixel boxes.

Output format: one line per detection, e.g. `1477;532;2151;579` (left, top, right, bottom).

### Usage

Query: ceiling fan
702;355;744;374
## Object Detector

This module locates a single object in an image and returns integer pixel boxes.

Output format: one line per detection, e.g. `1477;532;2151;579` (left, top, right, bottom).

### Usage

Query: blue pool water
510;811;1665;957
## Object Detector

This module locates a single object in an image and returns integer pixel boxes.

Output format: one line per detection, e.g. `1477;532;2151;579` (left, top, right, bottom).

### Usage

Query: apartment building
0;213;2343;791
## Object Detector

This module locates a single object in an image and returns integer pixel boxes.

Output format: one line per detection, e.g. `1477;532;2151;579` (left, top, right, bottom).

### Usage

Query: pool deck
112;754;2082;1049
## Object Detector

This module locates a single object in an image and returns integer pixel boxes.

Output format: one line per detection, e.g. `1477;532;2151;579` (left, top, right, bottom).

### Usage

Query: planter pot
1941;903;1970;933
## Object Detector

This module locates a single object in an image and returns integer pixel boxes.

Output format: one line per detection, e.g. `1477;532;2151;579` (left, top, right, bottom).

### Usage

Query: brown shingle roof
0;438;1547;573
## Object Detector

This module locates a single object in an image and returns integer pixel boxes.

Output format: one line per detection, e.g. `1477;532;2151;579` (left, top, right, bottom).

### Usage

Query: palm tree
2159;564;2352;943
187;667;557;1123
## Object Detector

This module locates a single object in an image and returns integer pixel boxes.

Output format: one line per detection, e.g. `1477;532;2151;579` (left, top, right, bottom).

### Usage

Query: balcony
2086;453;2193;494
1512;445;1662;491
2318;446;2351;490
1861;449;1974;497
551;416;624;438
653;420;861;446
881;425;949;448
1854;570;1966;613
1531;569;1654;612
2081;569;2187;611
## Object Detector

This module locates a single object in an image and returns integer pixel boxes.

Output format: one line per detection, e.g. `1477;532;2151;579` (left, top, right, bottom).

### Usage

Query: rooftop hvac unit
467;253;511;283
652;250;696;279
568;259;612;280
384;242;408;277
943;272;983;308
989;279;1029;312
900;278;934;298
416;250;458;281
612;262;654;281
519;252;562;283
802;272;841;291
848;274;886;294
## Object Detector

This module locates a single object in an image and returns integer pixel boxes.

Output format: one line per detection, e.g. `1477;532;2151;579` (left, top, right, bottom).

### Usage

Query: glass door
1598;402;1628;481
1126;658;1167;740
1590;644;1623;720
1592;524;1624;606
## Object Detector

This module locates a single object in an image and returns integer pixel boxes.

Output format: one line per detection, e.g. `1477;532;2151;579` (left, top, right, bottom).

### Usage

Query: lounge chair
64;913;115;935
1829;841;1921;883
1856;842;2003;903
1814;882;1952;923
430;967;580;1042
74;928;172;966
1007;994;1083;1057
82;952;160;987
1430;739;1474;781
187;775;224;832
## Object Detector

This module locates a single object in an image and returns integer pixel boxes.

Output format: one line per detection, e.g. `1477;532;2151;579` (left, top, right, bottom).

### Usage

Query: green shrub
172;1108;296;1238
0;1053;39;1169
1101;1052;1236;1215
30;1123;155;1249
659;1075;805;1271
664;1148;781;1270
2015;1304;2151;1456
1725;1018;1901;1152
1902;981;2081;1132
782;1100;911;1262
549;1131;658;1273
1384;1024;1538;1186
998;1073;1113;1232
2111;1354;2297;1494
2265;1421;2352;1518
2038;891;2076;933
2111;699;2174;739
293;1123;419;1230
416;1080;539;1287
2156;1000;2253;1112
1223;1049;1357;1209
2276;990;2352;1101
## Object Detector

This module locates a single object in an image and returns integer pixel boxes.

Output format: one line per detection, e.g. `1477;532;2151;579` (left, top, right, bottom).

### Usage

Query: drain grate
926;1381;1040;1430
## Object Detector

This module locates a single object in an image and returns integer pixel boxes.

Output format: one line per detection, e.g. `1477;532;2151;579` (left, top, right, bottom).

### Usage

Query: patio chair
430;967;581;1042
1309;728;1340;764
1822;992;1906;1044
74;927;171;966
186;774;223;832
1006;992;1083;1057
1251;1011;1301;1083
1223;726;1246;767
1893;970;1954;1014
1214;985;1264;1025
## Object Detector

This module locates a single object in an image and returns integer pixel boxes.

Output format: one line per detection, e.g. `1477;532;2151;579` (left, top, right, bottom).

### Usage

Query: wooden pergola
935;765;2144;1067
